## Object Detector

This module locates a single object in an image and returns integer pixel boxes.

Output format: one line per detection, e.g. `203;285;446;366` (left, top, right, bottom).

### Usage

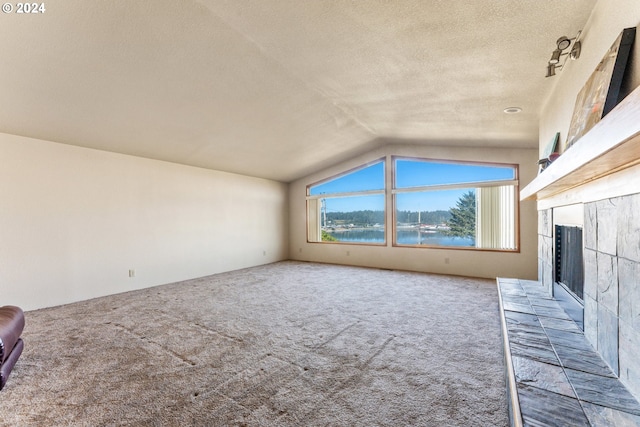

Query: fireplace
526;84;640;398
555;225;584;300
550;205;585;331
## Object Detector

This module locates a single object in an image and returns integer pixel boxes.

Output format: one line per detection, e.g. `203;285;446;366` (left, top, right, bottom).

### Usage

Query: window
393;158;518;250
307;160;385;244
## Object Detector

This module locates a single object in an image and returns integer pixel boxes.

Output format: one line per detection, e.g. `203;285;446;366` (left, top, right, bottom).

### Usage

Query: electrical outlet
128;269;136;278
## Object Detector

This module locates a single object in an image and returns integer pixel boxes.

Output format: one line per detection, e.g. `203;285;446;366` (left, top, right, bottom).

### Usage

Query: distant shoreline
324;227;384;233
325;226;449;233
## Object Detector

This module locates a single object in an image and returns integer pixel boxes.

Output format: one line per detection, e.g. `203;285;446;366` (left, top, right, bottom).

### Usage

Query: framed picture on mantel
565;27;636;149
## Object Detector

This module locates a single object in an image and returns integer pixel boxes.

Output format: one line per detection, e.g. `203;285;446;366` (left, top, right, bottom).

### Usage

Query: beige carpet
0;261;507;426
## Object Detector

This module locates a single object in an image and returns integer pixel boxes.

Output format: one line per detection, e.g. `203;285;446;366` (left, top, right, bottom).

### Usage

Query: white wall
289;144;538;280
540;0;640;156
0;133;289;310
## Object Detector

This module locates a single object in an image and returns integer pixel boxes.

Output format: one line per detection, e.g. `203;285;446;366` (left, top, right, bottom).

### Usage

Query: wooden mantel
521;84;640;202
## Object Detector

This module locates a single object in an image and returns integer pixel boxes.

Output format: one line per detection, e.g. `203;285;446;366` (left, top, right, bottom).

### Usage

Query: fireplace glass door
555;225;584;301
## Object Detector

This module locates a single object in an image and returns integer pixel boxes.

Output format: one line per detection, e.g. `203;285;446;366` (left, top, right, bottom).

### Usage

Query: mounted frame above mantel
565;27;636;150
521;82;640;203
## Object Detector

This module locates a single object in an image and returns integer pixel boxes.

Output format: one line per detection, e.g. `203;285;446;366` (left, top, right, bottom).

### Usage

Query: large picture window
393;158;518;251
307;160;385;244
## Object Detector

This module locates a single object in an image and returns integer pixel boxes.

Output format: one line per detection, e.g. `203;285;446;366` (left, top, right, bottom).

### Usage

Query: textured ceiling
0;1;596;182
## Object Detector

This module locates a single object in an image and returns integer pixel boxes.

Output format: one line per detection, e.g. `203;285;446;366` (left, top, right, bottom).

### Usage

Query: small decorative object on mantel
538;132;560;174
565;27;636;150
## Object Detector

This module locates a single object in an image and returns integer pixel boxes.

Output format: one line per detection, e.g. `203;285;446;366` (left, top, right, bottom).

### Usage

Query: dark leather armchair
0;306;25;390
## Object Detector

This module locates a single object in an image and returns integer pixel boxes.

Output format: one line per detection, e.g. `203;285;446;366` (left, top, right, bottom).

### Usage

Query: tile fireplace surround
522;84;640;405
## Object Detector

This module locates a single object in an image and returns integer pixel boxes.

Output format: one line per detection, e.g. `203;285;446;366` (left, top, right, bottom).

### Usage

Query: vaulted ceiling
0;1;595;181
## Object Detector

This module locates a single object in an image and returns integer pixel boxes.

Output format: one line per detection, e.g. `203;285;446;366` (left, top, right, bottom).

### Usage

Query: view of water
327;229;385;243
396;230;475;247
326;229;475;247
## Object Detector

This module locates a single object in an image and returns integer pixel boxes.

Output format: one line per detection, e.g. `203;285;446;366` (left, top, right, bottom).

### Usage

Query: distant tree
325;210;384;226
445;191;476;240
321;230;338;242
396;210;451;224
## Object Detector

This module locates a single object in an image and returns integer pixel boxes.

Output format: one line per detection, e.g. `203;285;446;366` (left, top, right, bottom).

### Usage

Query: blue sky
324;195;385;213
396;189;472;212
310;162;385;195
312;160;514;212
323;191;471;213
395;160;514;188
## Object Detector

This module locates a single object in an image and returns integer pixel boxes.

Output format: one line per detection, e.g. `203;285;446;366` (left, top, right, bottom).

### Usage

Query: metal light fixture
556;36;572;51
546;31;582;77
546;64;556;77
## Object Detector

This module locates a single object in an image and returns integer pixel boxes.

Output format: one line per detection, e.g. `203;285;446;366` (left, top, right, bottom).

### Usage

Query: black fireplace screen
555;225;584;300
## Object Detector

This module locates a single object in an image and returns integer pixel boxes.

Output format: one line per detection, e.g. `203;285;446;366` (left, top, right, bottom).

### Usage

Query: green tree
321;230;338;242
445;191;476;240
325;210;385;226
396;209;451;224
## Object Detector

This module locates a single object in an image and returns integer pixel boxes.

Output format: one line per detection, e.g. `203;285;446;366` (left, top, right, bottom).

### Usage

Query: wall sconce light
546;31;582;77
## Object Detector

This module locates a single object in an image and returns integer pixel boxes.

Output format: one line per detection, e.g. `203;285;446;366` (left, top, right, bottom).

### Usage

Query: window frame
306;158;387;246
391;156;520;252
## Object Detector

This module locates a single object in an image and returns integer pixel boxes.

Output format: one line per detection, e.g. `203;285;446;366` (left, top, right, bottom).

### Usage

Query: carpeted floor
0;261;507;426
